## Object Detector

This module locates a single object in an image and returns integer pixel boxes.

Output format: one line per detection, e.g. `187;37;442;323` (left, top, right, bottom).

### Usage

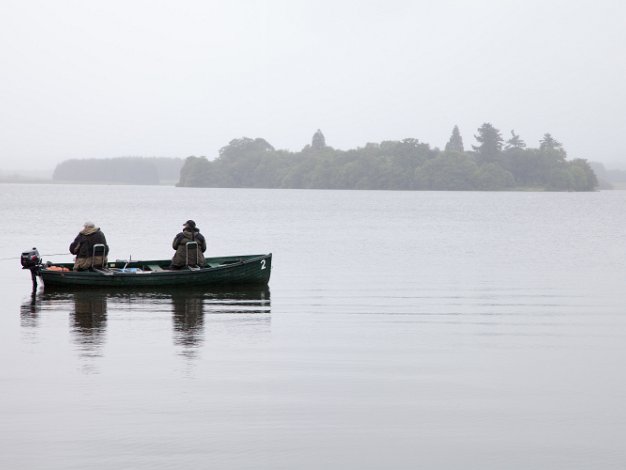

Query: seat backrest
92;244;106;268
185;241;199;266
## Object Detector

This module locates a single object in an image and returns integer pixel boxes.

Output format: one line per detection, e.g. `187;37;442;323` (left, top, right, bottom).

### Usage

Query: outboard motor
21;247;41;288
21;248;41;269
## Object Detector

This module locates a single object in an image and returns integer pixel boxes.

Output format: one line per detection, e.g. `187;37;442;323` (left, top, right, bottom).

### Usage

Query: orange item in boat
47;265;70;272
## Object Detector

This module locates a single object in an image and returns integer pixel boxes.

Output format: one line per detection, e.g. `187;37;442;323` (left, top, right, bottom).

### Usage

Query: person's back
69;221;109;270
170;220;206;269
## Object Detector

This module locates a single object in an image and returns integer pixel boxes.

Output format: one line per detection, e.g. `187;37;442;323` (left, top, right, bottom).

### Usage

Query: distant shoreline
3;179;625;191
0;179;178;186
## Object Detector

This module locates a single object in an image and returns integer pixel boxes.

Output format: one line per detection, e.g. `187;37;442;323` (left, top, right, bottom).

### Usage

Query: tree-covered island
53;157;183;185
177;124;598;191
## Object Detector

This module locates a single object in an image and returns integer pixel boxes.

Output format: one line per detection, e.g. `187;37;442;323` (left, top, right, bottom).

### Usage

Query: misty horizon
4;125;626;175
2;1;625;172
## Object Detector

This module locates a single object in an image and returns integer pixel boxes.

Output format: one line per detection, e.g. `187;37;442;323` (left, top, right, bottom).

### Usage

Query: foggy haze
1;0;625;171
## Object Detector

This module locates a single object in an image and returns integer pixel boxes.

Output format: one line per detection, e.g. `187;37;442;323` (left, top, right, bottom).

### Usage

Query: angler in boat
20;218;272;288
169;220;206;270
69;221;109;271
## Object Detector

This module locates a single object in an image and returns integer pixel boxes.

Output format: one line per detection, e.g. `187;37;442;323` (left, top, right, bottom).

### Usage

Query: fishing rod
0;252;68;261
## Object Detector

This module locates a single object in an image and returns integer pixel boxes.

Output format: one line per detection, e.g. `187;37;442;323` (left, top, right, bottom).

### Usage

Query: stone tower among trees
445;125;464;153
311;129;326;150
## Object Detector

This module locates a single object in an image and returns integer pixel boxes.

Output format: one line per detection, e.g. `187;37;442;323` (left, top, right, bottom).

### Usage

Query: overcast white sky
1;0;625;171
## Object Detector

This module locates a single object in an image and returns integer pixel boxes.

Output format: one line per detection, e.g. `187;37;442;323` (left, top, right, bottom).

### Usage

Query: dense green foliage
177;126;598;191
53;157;183;184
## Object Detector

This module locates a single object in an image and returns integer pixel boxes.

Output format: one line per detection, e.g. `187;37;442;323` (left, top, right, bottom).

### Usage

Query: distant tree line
589;161;626;189
177;125;598;191
53;157;183;185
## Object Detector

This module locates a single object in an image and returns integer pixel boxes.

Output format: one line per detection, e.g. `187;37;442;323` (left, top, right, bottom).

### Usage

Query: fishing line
0;253;69;261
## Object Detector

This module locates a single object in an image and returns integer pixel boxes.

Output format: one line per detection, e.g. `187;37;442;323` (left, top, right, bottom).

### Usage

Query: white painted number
260;259;266;270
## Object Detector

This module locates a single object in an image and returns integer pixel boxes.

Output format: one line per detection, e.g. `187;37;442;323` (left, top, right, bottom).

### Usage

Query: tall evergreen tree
505;130;526;150
539;133;562;151
472;123;503;163
539;133;566;163
312;129;326;150
444;125;464;153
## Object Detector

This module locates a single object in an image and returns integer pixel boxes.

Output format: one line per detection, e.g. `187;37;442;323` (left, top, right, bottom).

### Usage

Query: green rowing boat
23;253;272;288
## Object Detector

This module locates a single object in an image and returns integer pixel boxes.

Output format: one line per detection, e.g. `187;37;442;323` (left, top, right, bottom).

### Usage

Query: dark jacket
171;228;206;267
69;228;109;259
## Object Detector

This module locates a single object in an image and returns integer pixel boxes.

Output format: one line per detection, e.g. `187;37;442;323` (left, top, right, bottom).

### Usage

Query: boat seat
92;244;107;268
92;267;114;275
147;264;164;272
186;241;200;267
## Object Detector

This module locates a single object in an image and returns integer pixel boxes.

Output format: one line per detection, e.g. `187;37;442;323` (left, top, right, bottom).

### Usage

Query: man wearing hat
169;220;207;269
69;221;109;271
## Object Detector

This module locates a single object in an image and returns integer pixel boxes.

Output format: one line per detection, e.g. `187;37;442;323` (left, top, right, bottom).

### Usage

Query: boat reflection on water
71;290;108;358
168;286;272;357
20;289;109;370
20;286;271;361
172;289;205;351
20;290;40;328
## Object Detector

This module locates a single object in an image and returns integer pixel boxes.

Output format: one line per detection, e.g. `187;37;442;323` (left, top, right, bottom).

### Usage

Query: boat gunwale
35;253;272;287
39;253;271;276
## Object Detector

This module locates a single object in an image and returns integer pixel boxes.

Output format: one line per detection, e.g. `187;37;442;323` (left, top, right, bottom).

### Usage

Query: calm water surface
1;184;625;469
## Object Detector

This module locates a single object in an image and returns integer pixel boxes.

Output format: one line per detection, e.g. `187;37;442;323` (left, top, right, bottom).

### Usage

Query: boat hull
37;254;272;288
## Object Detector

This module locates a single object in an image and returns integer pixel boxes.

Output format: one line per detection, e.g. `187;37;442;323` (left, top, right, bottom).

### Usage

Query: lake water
1;183;625;469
